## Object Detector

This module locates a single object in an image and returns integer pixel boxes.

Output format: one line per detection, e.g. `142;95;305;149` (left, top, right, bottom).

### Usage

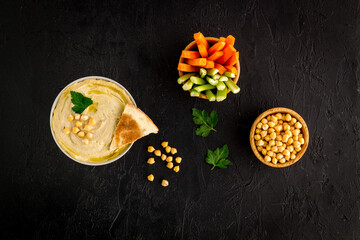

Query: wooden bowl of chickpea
249;107;309;168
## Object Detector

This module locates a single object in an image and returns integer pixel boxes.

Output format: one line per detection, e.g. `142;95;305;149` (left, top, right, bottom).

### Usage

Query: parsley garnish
192;108;218;137
70;91;93;114
206;144;232;170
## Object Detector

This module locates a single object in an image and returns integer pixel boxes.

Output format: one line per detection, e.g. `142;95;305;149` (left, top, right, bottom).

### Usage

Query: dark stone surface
1;0;359;239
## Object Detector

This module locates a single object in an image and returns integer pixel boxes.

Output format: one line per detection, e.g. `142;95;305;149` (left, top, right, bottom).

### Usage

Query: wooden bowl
178;37;241;100
249;107;309;168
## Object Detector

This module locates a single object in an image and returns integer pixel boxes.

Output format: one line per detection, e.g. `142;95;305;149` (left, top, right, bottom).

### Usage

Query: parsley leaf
70;91;93;114
205;144;232;170
192;108;218;137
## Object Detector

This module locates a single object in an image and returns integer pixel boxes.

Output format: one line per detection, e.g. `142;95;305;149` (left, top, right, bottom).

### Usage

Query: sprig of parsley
70;91;93;114
206;144;232;170
192;108;218;137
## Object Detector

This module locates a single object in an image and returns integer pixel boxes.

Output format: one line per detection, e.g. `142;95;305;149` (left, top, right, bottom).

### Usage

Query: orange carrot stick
181;50;200;59
219;37;226;42
216;45;236;64
224;52;239;66
204;60;214;69
198;44;208;58
208;41;226;56
178;63;200;72
214;63;227;74
225;35;235;47
207;51;223;61
194;32;209;50
186;58;207;67
224;65;238;75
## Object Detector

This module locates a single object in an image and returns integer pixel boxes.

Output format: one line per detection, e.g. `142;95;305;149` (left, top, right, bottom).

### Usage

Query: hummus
51;78;134;163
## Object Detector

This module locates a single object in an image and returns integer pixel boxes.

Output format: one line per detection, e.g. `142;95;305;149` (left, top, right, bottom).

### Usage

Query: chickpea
285;155;290;161
284;125;291;131
276;135;282;141
295;147;302;152
268;128;275;133
292;129;300;136
290;126;295;131
267;116;271;121
264;156;271;162
261;149;267;155
257;140;265;146
267;151;274;157
89;118;96;125
290;153;296;160
278;146;285;152
282;134;290;143
275;113;282;120
257;122;262;129
276;141;283;147
293;141;301;148
261;119;268;124
148;146;155;153
147;174;154;182
270;132;276;139
288;146;294;152
170;148;177;155
299;138;305;145
283;149;290;156
287;138;294;145
284;130;292;137
285;114;292;122
274;125;283;132
270;116;278;122
72;127;79;134
278;120;284;124
68;115;74;121
271;146;278;152
74;113;81;120
81;115;89;121
255;129;261;134
166;156;173;162
268;121;276;128
86;132;93;139
293;135;299;141
290;118;297;125
257;146;263;152
165;146;171;153
161;154;167;161
266;145;271;151
84;124;92;131
295;122;302;129
279;158;286;164
269;140;275;146
276;153;283;160
147;158;155;164
260;131;267;138
173;166;180;173
154;150;161;156
161;141;168;148
75;121;83;127
161;180;169;187
264;136;271;142
64;128;70;134
175;157;182;164
166;162;174;169
272;158;278;164
262;124;269;130
82;139;89;145
78;131;85;138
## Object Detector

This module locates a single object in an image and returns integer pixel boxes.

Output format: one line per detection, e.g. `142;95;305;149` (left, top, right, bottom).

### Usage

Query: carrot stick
207;51;223;61
216;45;236;64
181;50;200;59
219;37;226;42
178;63;200;72
197;44;208;58
208;41;226;55
224;52;239;66
224;65;238;75
204;60;214;69
194;32;209;50
225;35;235;47
214;63;227;74
186;58;207;67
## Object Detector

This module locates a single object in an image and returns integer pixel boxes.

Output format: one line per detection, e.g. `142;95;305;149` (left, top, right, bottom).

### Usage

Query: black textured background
1;0;360;239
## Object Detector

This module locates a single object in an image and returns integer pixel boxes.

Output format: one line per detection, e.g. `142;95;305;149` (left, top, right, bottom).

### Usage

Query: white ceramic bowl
50;76;136;166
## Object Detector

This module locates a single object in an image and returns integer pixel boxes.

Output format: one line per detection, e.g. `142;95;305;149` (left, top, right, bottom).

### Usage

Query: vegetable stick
178;63;200;72
219;37;226;42
214;63;227;74
207;51;223;61
224;65;238;75
225;35;235;47
216;45;236;64
205;90;216;101
224;52;239;66
178;73;196;84
204;60;214;69
194;32;209;50
208;41;226;55
197;44;208;58
186;58;207;67
181;50;200;59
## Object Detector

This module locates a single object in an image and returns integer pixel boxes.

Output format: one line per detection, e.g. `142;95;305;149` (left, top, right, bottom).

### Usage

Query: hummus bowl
50;76;136;166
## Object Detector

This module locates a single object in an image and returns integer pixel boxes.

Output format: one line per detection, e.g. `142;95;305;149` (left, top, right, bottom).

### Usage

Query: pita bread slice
110;103;158;150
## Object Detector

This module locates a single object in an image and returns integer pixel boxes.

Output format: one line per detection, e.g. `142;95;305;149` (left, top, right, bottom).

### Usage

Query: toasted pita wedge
110;103;158;150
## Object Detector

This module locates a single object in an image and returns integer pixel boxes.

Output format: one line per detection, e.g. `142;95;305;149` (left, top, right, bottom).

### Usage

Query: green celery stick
199;68;207;78
190;76;206;85
213;74;221;80
207;68;219;77
216;87;228;102
219;76;228;82
205;90;216;102
223;71;236;78
190;89;200;97
206;76;219;86
216;81;226;91
225;79;240;94
193;84;216;92
178;73;196;84
182;80;194;91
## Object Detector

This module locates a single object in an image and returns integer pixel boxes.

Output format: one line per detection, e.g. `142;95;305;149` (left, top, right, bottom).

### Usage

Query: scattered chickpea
170;148;177;155
147;174;154;182
82;139;89;145
75;121;82;127
72;127;80;134
166;162;174;169
84;124;92;131
161;154;167;161
74;113;81;120
81;115;89;121
175;157;182;164
89;118;96;125
63;128;70;134
154;150;161;156
161;141;168;148
173;166;180;173
86;132;93;139
68;115;74;121
148;146;155;153
161;179;169;187
147;158;155;164
78;131;85;138
165;146;171;153
166;156;173;162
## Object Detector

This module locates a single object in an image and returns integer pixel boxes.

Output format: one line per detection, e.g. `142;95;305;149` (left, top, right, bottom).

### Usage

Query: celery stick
190;89;200;97
190;76;206;85
213;74;221;80
223;71;236;78
193;84;216;92
207;68;219;77
178;73;196;84
206;76;219;86
224;79;240;94
219;76;228;82
216;88;228;102
182;80;194;91
205;90;216;102
199;68;207;78
216;81;226;91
